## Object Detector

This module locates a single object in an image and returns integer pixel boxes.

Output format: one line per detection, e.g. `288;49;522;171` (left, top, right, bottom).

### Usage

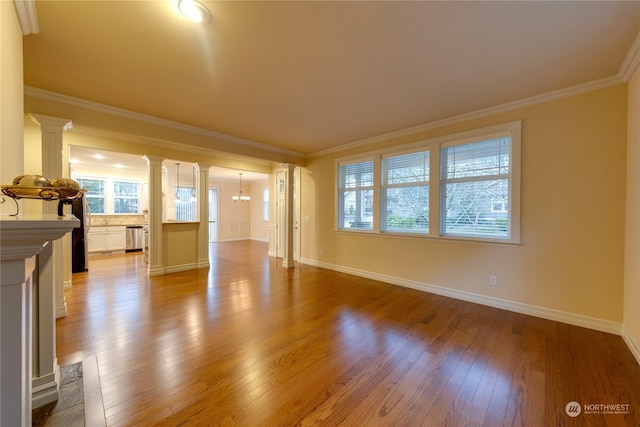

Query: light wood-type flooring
59;240;640;426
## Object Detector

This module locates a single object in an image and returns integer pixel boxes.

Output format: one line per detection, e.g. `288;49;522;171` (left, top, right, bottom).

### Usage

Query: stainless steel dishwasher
125;225;144;252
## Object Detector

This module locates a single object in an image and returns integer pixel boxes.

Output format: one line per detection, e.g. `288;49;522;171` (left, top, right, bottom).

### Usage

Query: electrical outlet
490;276;498;286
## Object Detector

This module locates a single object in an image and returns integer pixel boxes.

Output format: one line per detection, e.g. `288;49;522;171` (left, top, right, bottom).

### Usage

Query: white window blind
338;160;374;230
381;150;429;233
441;136;511;239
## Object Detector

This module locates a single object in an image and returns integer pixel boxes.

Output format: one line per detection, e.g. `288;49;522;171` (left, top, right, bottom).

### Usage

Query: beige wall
249;179;269;242
215;179;251;241
624;69;640;358
0;2;25;215
303;84;627;325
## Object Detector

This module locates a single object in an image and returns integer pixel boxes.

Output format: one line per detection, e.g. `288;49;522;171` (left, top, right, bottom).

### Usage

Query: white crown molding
618;31;640;81
311;75;624;157
23;86;306;160
300;258;624;336
13;0;39;36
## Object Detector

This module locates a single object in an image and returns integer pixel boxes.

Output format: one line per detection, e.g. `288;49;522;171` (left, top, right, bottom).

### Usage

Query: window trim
335;120;521;244
336;157;376;232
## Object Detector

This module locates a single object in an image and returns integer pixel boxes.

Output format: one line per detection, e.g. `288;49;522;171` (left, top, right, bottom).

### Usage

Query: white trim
250;237;269;243
618;32;640;82
24;86;306;160
163;263;199;275
311;76;622;157
621;326;640;366
13;0;39;36
300;258;623;336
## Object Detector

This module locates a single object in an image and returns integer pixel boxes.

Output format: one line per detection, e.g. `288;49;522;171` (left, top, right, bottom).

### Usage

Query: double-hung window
113;180;140;214
76;177;106;214
440;135;513;240
381;150;430;233
338;160;374;230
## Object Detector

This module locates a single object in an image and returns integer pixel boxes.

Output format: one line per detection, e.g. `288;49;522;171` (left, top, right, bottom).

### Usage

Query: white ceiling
68;146;268;181
23;1;640;157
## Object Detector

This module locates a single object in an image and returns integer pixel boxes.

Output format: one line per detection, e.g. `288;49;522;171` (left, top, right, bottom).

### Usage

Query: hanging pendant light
190;165;197;202
175;163;182;204
232;172;251;202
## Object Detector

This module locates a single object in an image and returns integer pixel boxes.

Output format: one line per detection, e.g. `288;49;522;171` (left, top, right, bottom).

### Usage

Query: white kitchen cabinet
88;226;126;253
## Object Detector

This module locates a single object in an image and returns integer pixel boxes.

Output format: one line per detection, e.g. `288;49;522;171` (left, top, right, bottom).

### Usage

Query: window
113;180;140;214
381;150;429;233
338;160;374;230
175;186;197;221
76;177;105;214
441;136;511;239
336;121;521;243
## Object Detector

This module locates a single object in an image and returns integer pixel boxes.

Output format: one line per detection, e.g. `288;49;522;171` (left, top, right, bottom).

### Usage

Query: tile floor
32;362;84;427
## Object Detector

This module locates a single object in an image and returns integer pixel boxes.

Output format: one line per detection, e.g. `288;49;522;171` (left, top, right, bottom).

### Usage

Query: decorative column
283;164;295;269
29;113;72;317
144;155;165;276
27;114;73;410
196;163;211;269
0;214;79;427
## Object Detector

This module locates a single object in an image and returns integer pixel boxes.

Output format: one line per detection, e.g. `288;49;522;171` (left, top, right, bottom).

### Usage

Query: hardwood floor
60;241;640;426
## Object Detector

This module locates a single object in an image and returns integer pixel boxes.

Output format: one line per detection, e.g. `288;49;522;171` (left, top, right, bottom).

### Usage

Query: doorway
208;187;218;242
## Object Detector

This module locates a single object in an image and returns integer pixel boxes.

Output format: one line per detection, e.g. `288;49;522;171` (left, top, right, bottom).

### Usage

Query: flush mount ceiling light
178;0;210;23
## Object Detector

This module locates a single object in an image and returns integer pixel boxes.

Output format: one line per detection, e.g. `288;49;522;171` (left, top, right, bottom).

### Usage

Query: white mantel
0;214;79;427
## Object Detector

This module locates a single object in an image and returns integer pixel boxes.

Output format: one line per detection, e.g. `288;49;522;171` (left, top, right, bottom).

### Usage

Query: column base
32;363;60;408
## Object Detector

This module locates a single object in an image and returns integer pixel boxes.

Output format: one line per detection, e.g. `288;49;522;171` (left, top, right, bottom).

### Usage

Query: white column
196;163;211;269
27;114;73;410
0;214;79;427
283;164;295;269
144;155;165;276
29;113;72;317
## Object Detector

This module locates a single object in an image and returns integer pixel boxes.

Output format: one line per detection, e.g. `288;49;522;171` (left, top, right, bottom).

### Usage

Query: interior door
276;170;286;258
294;167;300;262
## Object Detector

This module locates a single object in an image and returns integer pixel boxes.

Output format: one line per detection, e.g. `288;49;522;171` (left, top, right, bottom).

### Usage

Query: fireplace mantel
0;214;79;426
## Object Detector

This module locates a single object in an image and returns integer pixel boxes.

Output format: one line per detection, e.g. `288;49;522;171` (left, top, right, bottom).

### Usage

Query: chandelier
232;172;250;202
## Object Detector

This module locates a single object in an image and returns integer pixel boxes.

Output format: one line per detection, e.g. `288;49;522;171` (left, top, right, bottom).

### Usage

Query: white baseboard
299;258;623;336
217;236;250;242
163;263;199;275
64;279;72;290
621;326;640;366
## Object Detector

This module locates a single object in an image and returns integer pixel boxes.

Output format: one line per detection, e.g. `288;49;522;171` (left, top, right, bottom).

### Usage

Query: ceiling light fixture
175;162;182;204
178;0;210;23
232;172;250;202
190;165;197;202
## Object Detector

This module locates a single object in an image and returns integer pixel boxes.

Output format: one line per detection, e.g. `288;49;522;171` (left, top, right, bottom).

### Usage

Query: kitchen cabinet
88;226;126;253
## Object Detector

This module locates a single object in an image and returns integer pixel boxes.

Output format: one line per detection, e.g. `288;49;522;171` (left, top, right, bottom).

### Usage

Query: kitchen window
76;177;106;214
74;175;141;215
113;180;140;214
